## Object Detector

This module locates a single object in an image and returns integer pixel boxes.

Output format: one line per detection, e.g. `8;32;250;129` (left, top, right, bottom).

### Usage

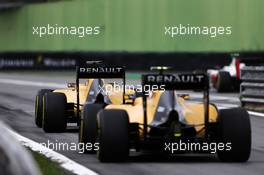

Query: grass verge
29;149;73;175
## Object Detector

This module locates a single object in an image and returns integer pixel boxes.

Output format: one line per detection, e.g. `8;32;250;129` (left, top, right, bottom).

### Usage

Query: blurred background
0;0;263;70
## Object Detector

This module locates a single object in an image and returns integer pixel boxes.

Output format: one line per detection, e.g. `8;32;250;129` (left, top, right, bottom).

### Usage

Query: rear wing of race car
141;73;210;139
76;61;126;119
142;73;208;90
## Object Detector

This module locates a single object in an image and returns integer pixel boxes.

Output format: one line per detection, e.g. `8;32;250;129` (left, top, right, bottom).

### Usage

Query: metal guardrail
0;121;41;175
240;66;264;110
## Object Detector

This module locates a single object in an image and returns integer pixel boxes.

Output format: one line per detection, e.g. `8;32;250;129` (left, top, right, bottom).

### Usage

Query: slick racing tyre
217;108;251;162
215;71;232;92
42;92;67;133
79;103;104;154
35;89;52;128
97;109;129;162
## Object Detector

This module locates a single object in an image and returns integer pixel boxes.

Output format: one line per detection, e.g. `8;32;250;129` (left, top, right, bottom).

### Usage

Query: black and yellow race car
35;64;251;163
81;68;251;162
34;61;126;133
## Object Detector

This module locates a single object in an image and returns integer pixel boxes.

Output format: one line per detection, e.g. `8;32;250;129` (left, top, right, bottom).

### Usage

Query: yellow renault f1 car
34;61;126;133
81;68;251;162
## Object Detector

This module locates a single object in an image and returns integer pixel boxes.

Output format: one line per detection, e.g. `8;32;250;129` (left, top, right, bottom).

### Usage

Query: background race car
208;57;244;92
208;56;264;92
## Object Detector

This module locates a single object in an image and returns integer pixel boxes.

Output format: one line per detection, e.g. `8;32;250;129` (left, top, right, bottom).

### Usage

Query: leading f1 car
34;61;126;134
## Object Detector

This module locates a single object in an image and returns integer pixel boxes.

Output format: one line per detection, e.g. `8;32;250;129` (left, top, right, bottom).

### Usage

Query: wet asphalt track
0;71;264;175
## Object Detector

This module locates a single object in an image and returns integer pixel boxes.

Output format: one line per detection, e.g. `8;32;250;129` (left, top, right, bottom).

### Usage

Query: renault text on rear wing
75;63;126;122
77;66;125;79
142;73;209;90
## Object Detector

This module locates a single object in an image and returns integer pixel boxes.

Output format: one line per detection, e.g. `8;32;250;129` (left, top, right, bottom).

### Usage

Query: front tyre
217;108;251;162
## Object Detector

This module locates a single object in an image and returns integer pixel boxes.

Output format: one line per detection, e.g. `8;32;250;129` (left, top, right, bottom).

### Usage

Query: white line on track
0;78;98;174
215;104;264;118
189;93;240;102
0;78;65;88
248;111;264;118
7;127;98;175
215;103;239;109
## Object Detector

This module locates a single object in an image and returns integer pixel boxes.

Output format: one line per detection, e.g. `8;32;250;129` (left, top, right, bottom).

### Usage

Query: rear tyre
97;109;129;162
42;92;67;133
215;71;232;92
35;89;52;128
79;103;104;154
217;108;251;162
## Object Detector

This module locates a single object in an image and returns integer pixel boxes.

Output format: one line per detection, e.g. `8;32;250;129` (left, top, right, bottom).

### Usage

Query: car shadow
128;152;220;163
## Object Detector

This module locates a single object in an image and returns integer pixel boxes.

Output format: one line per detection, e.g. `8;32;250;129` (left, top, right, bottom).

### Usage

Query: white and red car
208;58;245;92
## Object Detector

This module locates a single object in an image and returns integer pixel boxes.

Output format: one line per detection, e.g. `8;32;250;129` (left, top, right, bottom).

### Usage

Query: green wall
0;0;263;52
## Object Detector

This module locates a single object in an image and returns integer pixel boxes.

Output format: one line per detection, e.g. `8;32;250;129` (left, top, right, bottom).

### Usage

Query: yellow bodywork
53;79;218;136
106;91;218;135
53;79;125;106
53;81;91;104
